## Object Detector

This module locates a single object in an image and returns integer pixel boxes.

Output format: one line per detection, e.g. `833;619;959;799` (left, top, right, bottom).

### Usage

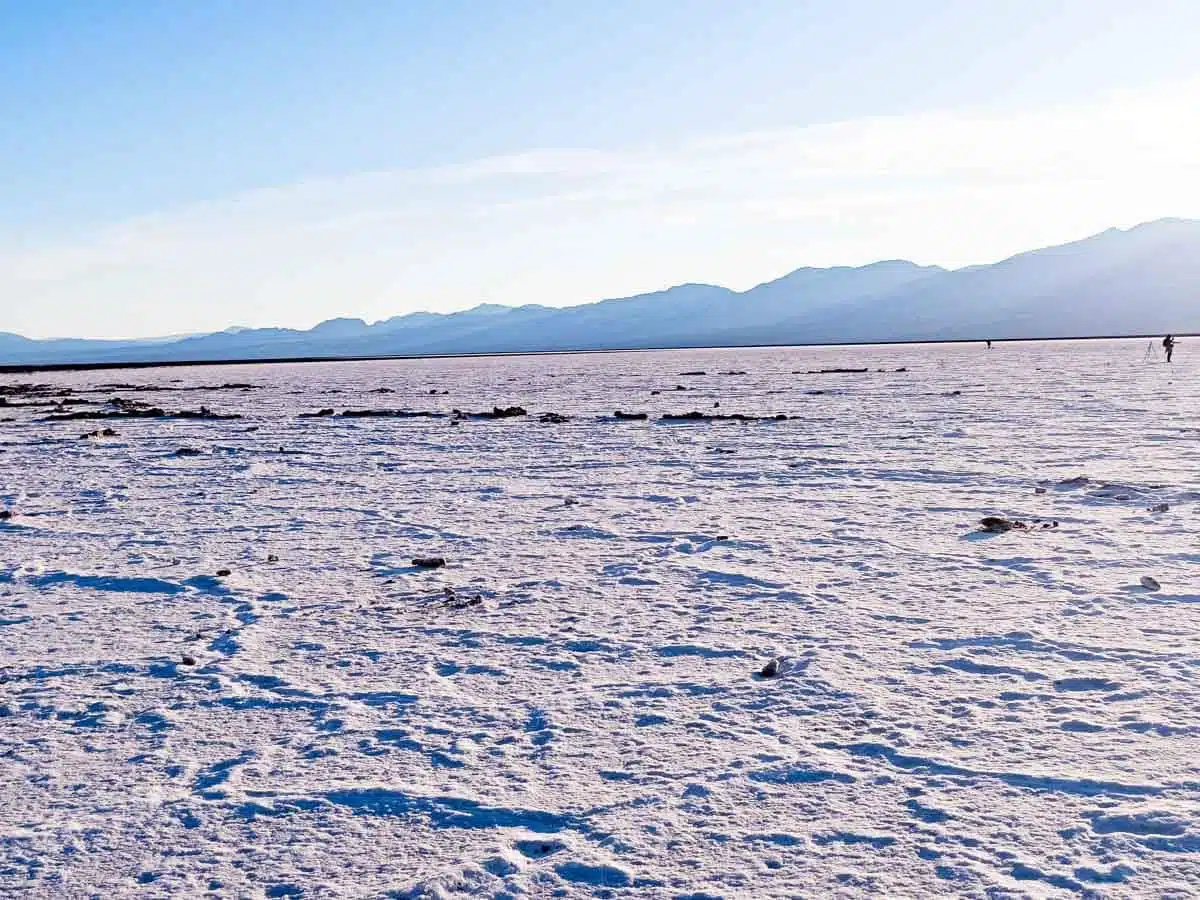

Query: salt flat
1;340;1198;899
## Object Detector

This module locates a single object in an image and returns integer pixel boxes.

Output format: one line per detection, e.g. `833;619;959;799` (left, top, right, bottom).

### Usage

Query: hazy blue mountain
2;219;1197;366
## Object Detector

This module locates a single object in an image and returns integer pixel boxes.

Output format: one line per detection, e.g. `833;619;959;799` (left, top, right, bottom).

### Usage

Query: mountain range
3;218;1197;366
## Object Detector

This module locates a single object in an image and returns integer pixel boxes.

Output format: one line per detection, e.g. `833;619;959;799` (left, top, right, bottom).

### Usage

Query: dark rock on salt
979;516;1057;533
980;516;1018;533
48;407;166;421
49;403;240;422
759;658;780;678
679;371;706;376
661;411;789;423
175;447;203;457
614;411;648;420
174;406;241;420
340;409;444;419
181;655;197;666
453;406;527;420
539;413;571;424
412;557;447;569
216;569;232;577
299;408;336;418
267;554;279;563
0;510;11;520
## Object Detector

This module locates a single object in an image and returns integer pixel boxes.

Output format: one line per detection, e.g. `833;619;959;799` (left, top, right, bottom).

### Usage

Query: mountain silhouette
2;219;1197;366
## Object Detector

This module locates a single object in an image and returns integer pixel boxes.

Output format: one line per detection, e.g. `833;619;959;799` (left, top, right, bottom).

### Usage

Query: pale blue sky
3;1;1199;337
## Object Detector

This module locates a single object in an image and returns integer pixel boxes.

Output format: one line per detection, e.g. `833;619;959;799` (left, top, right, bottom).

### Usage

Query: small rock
175;447;202;457
0;510;11;520
980;516;1020;533
1148;503;1169;513
267;554;279;563
181;655;197;667
412;557;447;569
759;658;781;678
1034;487;1047;494
215;568;232;577
1140;576;1162;591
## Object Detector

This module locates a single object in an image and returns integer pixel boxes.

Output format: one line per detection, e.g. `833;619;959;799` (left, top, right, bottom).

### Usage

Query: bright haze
3;1;1199;340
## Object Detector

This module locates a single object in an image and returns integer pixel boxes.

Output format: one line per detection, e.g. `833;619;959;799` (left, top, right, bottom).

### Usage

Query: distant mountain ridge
3;219;1197;365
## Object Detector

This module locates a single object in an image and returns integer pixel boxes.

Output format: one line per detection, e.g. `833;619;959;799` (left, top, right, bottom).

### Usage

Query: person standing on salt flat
1163;334;1176;362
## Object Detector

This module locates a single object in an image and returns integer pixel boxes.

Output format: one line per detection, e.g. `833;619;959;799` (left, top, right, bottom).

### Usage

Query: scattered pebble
215;568;232;577
1140;576;1162;591
181;655;197;667
412;557;447;569
979;516;1058;533
1148;503;1169;513
175;447;203;457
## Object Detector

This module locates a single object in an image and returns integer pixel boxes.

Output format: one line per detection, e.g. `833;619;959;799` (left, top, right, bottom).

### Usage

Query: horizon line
1;331;1190;375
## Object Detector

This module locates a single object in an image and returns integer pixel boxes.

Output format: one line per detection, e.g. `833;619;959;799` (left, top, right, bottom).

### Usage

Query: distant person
986;340;992;349
1163;334;1176;363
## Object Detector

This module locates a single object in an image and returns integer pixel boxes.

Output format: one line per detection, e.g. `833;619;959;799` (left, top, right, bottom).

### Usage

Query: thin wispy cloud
5;80;1199;339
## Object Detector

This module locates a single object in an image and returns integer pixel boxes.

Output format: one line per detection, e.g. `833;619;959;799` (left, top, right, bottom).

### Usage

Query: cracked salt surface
1;339;1198;898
